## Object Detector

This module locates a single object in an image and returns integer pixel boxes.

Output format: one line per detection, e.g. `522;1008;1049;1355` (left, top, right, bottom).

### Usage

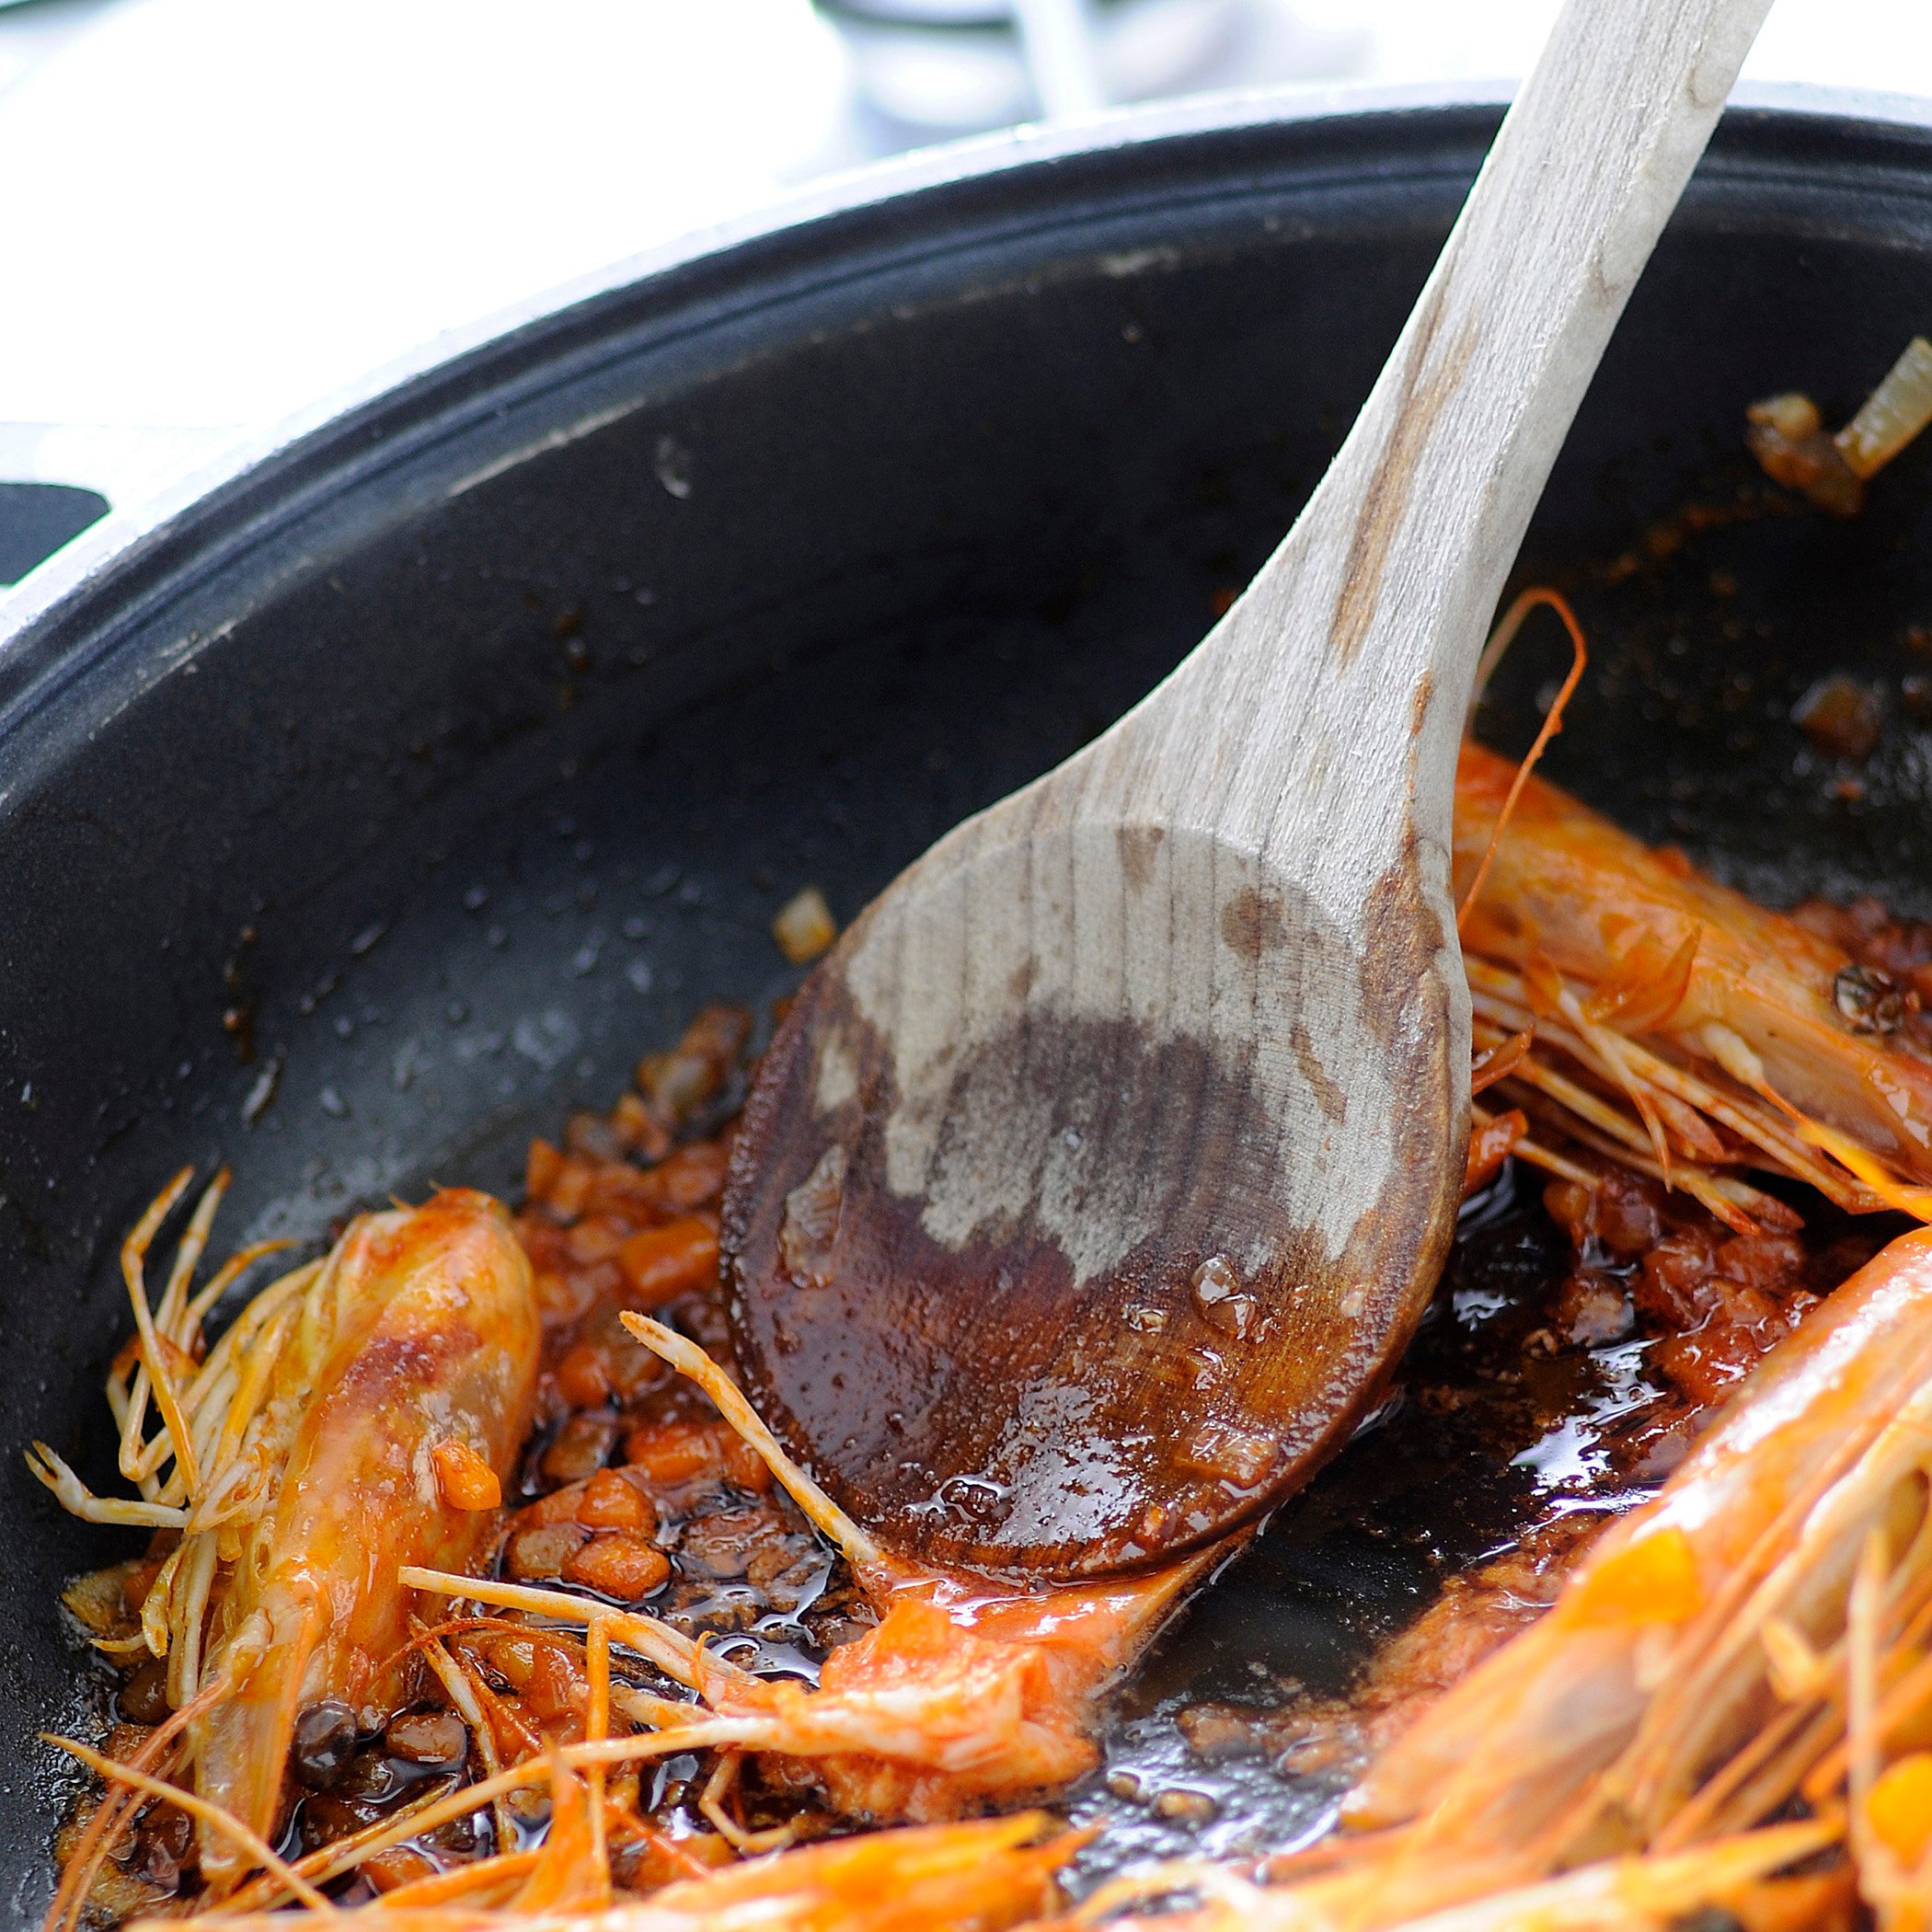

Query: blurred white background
2;0;1930;513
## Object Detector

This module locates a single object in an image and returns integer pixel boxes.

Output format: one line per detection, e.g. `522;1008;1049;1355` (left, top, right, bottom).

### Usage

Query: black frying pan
6;85;1932;1913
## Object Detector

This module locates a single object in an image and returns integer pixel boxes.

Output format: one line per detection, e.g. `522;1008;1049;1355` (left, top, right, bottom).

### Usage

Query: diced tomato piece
525;1138;564;1202
623;1418;772;1493
431;1440;501;1511
577;1467;657;1535
564;1532;670;1601
616;1217;719;1307
651;1143;729;1213
555;1341;614;1409
1462;1110;1524;1197
505;1522;590;1581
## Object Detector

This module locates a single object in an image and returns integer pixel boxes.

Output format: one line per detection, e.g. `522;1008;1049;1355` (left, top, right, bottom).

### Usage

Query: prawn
36;1183;540;1894
60;704;1932;1919
1062;1822;1842;1932
1130;1222;1932;1929
1021;1222;1932;1932
1350;1225;1932;1839
168;1811;1075;1932
408;1313;1210;1829
42;1171;1184;1915
704;1557;1208;1823
1455;737;1932;1214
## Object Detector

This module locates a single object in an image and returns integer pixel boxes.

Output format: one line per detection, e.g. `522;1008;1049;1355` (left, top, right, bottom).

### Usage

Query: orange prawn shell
1455;740;1932;1181
1349;1225;1932;1844
191;1189;540;1879
704;1557;1202;1822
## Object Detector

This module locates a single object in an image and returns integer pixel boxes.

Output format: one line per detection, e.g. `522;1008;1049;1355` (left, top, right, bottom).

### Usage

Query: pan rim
2;78;1927;661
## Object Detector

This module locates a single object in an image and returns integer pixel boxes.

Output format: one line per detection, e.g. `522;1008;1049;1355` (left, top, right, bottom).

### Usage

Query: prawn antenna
621;1311;882;1571
1458;586;1589;932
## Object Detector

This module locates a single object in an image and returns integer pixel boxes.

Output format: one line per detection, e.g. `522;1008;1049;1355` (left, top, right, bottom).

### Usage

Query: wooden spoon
724;0;1773;1579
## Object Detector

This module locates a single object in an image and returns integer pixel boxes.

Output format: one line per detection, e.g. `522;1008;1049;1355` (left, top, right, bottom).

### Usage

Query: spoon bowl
726;806;1460;1572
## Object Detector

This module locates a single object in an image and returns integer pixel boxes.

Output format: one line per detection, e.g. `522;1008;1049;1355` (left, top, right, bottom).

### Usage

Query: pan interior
6;99;1932;1907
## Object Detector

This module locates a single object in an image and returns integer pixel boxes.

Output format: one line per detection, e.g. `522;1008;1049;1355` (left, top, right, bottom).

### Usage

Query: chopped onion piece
1837;335;1932;479
1752;391;1822;442
1746;394;1862;515
772;883;837;964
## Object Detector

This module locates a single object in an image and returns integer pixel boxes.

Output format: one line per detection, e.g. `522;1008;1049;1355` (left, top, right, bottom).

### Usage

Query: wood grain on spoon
726;0;1774;1579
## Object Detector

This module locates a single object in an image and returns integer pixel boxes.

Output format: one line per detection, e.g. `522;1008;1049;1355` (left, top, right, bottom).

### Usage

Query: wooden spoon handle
1099;0;1772;867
